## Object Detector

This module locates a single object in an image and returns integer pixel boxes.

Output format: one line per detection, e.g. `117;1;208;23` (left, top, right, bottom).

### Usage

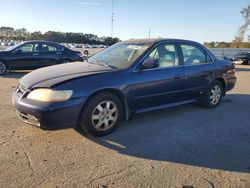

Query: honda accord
12;39;237;136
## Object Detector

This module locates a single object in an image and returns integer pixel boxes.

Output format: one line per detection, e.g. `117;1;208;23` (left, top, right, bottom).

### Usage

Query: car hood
20;62;113;89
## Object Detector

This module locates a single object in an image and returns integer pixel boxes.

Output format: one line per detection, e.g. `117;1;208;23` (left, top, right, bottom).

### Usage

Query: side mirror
141;59;159;70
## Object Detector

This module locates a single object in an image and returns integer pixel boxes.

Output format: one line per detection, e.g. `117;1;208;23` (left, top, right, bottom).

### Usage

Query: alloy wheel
210;85;221;105
91;101;118;131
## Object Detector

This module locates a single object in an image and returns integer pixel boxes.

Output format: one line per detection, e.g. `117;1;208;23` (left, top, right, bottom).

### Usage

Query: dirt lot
0;65;250;188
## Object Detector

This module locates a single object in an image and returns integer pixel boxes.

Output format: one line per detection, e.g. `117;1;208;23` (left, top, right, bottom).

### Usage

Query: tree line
203;41;250;48
0;26;120;46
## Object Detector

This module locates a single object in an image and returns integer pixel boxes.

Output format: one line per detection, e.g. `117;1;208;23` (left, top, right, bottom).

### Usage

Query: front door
8;42;41;70
130;42;184;110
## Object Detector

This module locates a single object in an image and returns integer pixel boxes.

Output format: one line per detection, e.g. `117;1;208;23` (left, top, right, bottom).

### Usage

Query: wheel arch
0;59;8;65
80;88;130;121
214;77;226;94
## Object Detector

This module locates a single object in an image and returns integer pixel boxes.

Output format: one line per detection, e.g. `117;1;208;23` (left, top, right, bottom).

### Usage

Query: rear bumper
12;92;86;129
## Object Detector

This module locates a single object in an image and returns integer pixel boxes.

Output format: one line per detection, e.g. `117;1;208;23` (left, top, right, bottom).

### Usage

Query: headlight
27;88;73;102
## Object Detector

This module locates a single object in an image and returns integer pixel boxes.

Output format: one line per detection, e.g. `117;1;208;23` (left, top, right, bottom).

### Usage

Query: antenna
111;0;114;37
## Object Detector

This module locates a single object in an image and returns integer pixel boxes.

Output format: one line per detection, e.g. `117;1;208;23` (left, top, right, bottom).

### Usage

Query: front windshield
3;42;24;51
88;42;150;69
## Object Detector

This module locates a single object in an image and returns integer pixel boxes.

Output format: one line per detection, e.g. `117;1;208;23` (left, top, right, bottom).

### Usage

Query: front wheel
203;81;223;108
79;92;123;137
0;61;7;75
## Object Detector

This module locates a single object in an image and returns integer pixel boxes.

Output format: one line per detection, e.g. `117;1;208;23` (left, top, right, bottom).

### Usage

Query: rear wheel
203;81;223;108
79;92;123;137
0;61;7;75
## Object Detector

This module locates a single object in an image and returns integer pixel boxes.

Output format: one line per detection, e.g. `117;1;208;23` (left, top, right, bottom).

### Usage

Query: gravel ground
0;65;250;188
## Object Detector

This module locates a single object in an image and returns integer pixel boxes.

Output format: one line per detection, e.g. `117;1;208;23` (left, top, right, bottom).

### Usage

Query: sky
0;0;249;43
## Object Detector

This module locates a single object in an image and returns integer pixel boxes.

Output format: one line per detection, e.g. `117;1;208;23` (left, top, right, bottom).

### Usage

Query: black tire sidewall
79;92;123;137
204;81;223;108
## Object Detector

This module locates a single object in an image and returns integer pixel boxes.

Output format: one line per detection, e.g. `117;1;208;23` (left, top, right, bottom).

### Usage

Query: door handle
174;74;181;79
32;53;39;56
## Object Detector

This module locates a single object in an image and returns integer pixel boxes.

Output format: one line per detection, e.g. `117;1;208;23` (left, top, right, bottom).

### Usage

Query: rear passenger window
181;44;208;65
40;44;63;52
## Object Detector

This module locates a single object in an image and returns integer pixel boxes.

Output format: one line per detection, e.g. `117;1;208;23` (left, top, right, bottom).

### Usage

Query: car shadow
0;71;29;79
76;94;250;173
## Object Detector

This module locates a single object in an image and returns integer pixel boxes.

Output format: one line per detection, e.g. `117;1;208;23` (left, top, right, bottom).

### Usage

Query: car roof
120;38;202;46
23;40;61;45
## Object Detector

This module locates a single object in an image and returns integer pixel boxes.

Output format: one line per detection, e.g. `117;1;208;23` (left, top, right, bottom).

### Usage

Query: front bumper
12;91;86;129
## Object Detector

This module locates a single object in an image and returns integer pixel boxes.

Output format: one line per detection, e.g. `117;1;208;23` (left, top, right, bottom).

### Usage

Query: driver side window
16;43;39;53
145;43;179;69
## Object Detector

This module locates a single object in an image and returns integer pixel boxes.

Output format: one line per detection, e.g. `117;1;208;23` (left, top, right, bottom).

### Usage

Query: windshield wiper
93;60;106;67
94;61;116;69
105;64;117;69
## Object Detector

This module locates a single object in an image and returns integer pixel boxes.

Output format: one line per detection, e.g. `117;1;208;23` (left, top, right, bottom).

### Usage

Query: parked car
12;39;236;136
0;40;83;74
232;52;250;65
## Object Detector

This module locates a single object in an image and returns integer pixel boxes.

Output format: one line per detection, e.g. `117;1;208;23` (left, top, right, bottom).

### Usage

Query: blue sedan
13;39;237;136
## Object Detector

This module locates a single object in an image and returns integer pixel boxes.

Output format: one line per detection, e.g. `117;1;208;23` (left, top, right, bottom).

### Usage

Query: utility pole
148;28;151;38
111;0;114;37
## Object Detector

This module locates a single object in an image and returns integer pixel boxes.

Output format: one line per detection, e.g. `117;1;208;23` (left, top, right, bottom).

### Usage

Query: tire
203;81;223;108
79;92;123;137
83;50;89;56
0;61;7;75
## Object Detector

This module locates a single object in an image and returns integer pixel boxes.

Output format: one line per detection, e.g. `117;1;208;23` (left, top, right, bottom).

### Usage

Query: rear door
130;42;185;110
180;43;215;100
37;43;63;67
